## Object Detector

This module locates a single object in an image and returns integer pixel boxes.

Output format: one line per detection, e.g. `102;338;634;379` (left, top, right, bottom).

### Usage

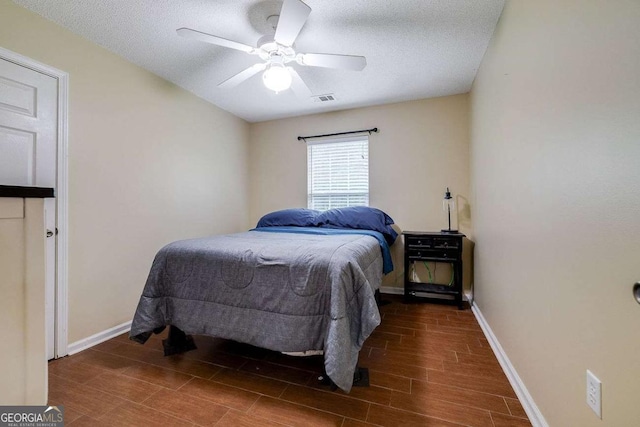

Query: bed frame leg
162;325;197;356
352;366;370;387
317;366;370;391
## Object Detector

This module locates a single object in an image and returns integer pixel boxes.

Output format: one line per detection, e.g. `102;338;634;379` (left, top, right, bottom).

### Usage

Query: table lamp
441;187;458;233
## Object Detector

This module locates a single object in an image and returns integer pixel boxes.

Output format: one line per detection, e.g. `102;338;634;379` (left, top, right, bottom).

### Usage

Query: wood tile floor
48;295;532;426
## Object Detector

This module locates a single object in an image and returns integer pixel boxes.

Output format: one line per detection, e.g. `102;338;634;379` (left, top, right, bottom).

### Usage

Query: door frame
0;46;69;358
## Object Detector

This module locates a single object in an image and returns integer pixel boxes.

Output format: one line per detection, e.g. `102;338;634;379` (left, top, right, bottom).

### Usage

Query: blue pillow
256;208;319;228
314;206;398;245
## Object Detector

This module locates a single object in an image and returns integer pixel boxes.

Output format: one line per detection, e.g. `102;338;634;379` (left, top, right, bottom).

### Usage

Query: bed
129;207;397;392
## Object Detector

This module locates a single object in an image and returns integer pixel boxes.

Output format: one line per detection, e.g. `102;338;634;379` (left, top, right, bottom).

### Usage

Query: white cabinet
0;187;52;404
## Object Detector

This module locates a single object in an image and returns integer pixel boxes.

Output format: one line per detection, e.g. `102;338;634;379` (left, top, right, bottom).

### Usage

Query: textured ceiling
12;0;505;122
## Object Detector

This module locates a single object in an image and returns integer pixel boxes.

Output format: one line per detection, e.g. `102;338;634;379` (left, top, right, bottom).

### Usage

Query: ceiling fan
177;0;367;96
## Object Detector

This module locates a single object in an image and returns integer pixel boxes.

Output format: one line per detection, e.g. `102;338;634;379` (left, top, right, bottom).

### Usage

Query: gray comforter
129;230;382;392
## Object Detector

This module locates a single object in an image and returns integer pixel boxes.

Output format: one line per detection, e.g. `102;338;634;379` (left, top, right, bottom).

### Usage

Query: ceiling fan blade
274;0;311;47
298;53;367;71
177;28;255;53
218;63;267;89
288;67;312;99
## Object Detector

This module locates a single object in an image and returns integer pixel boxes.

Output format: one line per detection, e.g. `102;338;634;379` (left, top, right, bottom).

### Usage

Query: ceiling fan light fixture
262;63;292;93
177;0;366;95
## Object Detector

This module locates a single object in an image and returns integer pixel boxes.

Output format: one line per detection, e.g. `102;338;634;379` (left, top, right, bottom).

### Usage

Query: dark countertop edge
0;185;55;198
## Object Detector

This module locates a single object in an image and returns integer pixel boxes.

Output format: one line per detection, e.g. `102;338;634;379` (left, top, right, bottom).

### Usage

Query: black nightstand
403;231;465;309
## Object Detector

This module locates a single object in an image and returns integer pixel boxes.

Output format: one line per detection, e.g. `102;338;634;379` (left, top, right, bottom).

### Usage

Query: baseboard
379;286;403;295
471;303;548;427
67;321;132;355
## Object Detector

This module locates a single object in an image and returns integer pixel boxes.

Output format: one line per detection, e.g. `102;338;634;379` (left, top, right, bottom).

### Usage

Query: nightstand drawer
406;236;460;250
408;248;459;261
405;236;434;249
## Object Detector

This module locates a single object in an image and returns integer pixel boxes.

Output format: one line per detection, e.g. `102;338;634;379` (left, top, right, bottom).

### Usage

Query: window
307;136;369;210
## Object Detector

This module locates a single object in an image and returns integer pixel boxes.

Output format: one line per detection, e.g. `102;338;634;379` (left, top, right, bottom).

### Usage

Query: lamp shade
263;64;292;92
442;187;455;212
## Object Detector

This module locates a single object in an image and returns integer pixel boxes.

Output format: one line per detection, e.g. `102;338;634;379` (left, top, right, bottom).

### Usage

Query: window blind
307;137;369;210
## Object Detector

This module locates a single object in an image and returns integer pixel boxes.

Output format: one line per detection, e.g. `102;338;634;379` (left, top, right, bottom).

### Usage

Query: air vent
313;94;337;102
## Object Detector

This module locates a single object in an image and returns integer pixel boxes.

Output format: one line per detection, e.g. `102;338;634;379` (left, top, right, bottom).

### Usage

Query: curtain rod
297;127;378;142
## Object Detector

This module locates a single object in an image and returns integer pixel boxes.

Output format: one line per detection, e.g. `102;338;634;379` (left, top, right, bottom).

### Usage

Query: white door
0;58;58;360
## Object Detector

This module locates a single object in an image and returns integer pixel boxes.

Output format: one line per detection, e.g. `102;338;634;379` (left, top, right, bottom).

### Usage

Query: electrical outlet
586;370;602;418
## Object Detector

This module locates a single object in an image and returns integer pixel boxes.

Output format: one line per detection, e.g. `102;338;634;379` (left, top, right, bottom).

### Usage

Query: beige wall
0;1;250;343
248;96;471;287
470;1;640;425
